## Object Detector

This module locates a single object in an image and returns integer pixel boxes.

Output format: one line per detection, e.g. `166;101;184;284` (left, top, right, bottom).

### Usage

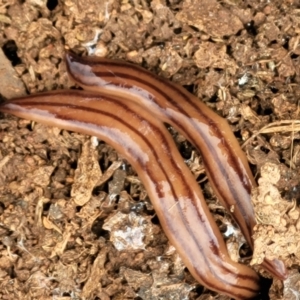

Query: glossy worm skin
65;52;287;279
0;91;260;299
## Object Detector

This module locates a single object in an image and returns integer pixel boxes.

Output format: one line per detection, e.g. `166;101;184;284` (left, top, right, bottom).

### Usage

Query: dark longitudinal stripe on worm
72;58;251;192
92;69;251;191
66;56;252;203
95;72;285;279
76;69;253;234
66;54;257;255
66;55;288;280
7;97;259;295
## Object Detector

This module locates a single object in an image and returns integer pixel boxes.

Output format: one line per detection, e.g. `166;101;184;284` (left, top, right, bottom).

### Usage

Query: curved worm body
0;90;260;299
65;52;286;279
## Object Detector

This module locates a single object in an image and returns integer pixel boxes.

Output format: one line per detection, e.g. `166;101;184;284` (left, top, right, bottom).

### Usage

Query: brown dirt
1;0;300;299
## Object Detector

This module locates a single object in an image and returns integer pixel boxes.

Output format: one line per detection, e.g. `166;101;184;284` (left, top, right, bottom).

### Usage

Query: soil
0;0;300;299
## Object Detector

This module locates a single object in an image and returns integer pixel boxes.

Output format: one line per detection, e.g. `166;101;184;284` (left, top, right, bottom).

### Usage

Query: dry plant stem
242;120;300;148
0;90;260;299
65;52;287;279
